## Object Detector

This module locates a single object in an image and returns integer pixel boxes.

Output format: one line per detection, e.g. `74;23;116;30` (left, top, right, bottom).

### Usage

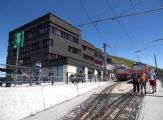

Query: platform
138;80;163;120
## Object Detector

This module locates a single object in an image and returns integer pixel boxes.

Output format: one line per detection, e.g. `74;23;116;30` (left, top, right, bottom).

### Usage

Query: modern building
7;13;114;81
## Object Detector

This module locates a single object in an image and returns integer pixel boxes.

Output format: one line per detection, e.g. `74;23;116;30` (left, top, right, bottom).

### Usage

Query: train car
116;65;132;81
132;62;149;74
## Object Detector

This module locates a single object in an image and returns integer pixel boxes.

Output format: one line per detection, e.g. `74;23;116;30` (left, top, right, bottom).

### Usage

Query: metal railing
0;64;110;87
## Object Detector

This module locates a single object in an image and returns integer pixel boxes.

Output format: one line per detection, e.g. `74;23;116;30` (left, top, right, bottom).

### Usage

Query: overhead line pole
135;51;142;62
154;55;158;74
103;43;107;81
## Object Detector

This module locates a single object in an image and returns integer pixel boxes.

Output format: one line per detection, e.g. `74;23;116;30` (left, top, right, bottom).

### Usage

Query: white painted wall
0;82;108;120
67;65;76;73
63;65;68;81
66;65;77;81
106;64;115;70
101;70;104;80
84;67;88;81
94;69;98;75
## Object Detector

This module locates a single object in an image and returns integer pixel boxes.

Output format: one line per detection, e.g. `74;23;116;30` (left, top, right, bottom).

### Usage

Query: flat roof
10;12;80;34
49;12;80;31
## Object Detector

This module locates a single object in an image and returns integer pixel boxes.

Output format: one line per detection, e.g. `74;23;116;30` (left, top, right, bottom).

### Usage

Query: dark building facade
7;13;112;80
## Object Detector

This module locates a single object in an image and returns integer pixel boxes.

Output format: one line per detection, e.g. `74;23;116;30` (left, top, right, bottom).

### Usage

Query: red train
132;62;149;74
116;65;132;81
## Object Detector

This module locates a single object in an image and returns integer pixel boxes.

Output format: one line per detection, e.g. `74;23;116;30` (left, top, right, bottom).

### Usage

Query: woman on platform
149;69;157;93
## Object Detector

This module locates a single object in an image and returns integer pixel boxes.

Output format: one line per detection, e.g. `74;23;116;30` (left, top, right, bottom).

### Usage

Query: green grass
109;55;136;68
109;54;163;71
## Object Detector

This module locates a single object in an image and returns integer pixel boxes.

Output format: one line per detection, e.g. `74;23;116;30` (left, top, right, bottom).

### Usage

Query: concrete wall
0;82;108;120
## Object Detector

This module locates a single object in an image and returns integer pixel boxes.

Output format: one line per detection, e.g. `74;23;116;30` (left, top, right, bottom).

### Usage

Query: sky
0;0;163;68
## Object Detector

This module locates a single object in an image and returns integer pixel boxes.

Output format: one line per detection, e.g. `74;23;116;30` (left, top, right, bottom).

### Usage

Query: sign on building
14;31;24;48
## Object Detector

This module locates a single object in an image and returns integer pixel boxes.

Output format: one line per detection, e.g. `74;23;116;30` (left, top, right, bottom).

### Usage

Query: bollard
66;72;68;84
29;68;32;86
52;75;54;85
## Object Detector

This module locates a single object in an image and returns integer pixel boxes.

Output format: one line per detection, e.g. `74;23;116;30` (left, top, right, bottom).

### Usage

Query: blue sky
0;0;163;68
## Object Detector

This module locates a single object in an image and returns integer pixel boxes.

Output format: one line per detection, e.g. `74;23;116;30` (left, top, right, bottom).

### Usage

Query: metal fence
0;64;109;87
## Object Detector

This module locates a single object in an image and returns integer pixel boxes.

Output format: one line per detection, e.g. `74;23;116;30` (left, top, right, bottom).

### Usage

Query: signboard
14;31;24;48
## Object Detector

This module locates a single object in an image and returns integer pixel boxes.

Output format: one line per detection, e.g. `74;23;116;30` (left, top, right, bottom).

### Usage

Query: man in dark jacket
132;73;140;94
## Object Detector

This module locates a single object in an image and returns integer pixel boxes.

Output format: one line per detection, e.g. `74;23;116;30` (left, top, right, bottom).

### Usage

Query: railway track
61;81;144;120
74;82;123;120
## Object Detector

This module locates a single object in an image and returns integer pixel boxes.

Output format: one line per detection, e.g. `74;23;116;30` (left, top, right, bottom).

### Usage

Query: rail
74;82;121;120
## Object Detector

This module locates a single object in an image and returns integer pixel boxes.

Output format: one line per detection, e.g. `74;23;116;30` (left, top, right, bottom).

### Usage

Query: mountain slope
109;55;136;68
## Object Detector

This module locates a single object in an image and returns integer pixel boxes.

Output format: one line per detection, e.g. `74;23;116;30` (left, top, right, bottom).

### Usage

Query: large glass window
39;27;48;35
68;46;81;55
27;33;33;40
55;29;62;36
48;39;53;46
68;35;73;41
51;66;63;81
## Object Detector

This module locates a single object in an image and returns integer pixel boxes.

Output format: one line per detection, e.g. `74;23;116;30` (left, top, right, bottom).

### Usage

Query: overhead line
79;6;163;26
79;1;109;44
105;0;138;50
152;38;163;42
120;0;142;15
79;0;141;25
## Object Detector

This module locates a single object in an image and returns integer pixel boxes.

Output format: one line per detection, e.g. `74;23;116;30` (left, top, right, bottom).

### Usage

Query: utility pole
154;55;158;75
103;43;107;81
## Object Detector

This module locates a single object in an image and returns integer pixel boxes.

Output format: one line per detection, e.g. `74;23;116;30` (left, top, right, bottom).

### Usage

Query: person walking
148;69;157;93
34;61;42;85
132;73;140;95
140;73;148;94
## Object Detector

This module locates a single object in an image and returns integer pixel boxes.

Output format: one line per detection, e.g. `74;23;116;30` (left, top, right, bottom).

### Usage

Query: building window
22;56;31;64
47;52;65;60
50;25;79;44
48;39;53;46
68;46;81;55
39;27;48;35
55;29;62;36
68;35;73;42
95;60;102;65
42;39;53;47
27;33;33;40
73;37;79;44
82;45;86;50
94;53;104;59
32;42;39;51
39;29;44;35
43;39;48;47
83;54;94;61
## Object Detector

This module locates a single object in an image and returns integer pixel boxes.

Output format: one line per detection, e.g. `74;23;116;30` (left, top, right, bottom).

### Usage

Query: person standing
34;61;42;85
149;69;157;93
140;73;148;94
132;73;140;94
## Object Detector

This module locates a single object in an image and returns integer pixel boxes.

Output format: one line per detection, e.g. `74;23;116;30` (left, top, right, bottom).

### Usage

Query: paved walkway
23;82;114;120
138;80;163;120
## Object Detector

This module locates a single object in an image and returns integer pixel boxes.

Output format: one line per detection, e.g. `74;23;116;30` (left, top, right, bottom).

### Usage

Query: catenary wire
80;1;110;45
79;6;163;26
105;0;139;51
78;0;141;25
